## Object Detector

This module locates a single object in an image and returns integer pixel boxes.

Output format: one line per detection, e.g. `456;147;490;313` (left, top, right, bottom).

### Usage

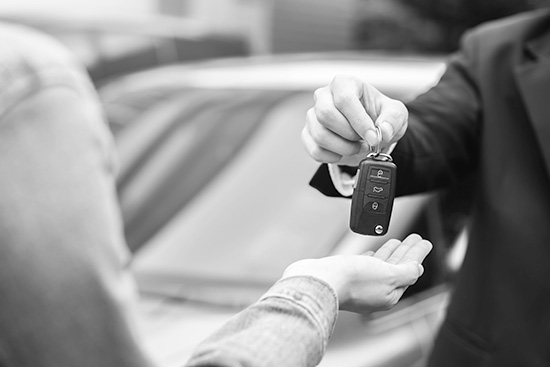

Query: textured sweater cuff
260;276;339;352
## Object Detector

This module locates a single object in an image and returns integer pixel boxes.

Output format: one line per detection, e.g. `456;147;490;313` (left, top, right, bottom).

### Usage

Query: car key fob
350;153;397;235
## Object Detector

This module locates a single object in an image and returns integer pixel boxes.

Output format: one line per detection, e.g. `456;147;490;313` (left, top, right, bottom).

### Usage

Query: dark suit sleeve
394;30;481;195
310;30;482;198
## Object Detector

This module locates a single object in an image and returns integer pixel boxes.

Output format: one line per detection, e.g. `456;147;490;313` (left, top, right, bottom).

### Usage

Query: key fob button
350;157;396;236
368;167;391;182
363;200;387;213
365;181;389;198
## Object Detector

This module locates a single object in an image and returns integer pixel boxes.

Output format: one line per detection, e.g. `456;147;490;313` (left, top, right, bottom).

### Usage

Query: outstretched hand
282;233;432;313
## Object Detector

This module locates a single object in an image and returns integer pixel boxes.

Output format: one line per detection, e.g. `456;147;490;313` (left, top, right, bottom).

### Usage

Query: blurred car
94;52;459;367
0;11;247;81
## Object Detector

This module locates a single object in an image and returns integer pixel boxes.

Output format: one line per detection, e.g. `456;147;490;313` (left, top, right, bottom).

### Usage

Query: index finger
373;239;402;261
313;87;363;142
398;239;433;266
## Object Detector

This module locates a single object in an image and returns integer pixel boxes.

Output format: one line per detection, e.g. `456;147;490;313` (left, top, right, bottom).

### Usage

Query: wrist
282;258;351;307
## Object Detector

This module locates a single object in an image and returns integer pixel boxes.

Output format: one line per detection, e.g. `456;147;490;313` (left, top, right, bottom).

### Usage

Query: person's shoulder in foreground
0;22;97;116
0;21;116;171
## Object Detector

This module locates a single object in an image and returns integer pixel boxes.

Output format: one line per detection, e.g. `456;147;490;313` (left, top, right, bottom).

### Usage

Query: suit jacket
311;9;550;367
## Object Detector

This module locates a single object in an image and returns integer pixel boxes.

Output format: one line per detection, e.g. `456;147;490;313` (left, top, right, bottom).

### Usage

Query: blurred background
0;0;545;81
0;1;545;367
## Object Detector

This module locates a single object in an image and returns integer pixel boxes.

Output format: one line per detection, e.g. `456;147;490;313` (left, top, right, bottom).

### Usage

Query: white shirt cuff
328;142;397;197
328;164;356;197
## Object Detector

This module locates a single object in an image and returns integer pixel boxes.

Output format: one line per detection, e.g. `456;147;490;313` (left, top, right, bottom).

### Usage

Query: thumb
372;98;408;145
392;261;424;287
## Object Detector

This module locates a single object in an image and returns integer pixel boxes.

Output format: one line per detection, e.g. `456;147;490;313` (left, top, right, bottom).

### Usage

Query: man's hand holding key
303;75;407;235
302;74;408;167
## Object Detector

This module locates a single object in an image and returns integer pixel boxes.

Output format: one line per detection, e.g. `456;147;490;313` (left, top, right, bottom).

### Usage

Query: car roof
99;51;446;99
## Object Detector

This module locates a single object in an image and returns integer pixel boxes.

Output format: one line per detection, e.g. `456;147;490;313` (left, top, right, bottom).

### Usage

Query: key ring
367;152;393;162
369;126;382;154
367;126;393;162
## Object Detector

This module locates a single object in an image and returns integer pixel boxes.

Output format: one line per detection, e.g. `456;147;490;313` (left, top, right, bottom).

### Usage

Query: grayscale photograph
0;1;547;366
